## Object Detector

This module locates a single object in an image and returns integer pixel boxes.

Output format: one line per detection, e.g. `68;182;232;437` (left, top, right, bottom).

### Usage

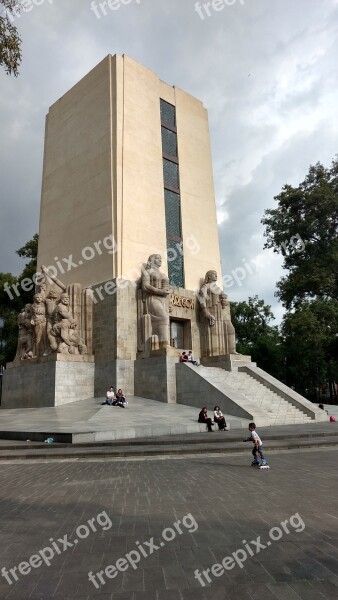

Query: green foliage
0;235;38;365
262;158;338;309
282;299;338;401
0;1;22;76
231;296;283;380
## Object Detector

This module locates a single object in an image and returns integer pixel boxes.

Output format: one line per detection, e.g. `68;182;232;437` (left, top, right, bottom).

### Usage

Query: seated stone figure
198;269;237;357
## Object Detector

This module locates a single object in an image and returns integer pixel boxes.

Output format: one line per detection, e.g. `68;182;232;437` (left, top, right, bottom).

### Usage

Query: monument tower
2;54;326;428
33;54;235;402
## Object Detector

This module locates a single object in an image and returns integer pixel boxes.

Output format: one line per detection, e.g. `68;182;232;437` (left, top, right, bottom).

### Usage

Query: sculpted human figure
39;266;67;353
31;293;47;356
15;304;34;360
198;270;237;355
141;254;170;348
51;293;74;352
56;319;87;355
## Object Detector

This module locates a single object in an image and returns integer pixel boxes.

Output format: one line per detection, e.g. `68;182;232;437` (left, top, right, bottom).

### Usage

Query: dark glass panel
161;126;177;158
160;99;176;128
163;159;179;190
167;240;184;288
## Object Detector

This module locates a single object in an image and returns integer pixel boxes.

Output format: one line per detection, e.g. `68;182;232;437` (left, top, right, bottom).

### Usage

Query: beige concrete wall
37;54;222;293
38;56;115;288
175;88;222;290
119;56;168;279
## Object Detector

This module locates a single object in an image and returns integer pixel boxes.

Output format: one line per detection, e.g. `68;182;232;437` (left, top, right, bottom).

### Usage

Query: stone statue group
15;254;236;362
15;266;87;361
140;254;236;356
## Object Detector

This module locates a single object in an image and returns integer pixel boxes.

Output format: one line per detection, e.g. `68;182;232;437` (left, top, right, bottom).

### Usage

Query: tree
0;234;38;366
231;296;283;380
262;158;338;309
282;299;338;402
0;1;22;76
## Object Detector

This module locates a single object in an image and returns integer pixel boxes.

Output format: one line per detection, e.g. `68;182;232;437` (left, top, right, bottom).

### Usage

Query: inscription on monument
170;294;195;310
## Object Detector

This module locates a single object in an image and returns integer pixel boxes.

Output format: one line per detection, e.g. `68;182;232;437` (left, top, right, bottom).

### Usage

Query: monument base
134;355;178;403
1;355;95;409
94;360;135;398
201;354;253;371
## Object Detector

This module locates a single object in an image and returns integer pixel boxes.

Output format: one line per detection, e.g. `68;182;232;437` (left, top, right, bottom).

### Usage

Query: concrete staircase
176;363;325;427
221;370;312;425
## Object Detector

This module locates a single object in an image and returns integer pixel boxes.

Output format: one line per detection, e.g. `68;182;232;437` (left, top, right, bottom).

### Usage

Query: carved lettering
169;295;195;310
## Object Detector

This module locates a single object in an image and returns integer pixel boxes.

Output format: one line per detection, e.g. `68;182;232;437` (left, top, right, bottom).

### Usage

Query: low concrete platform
0;396;251;443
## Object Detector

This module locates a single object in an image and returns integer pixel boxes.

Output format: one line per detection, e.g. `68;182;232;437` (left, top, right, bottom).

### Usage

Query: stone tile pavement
0;396;250;442
0;448;338;598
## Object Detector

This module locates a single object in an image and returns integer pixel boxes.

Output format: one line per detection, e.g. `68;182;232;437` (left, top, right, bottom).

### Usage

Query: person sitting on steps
187;350;199;366
114;389;127;408
102;386;115;406
213;405;228;431
198;407;214;432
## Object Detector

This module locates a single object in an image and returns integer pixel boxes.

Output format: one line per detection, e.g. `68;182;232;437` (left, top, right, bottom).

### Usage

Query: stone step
1;433;338;461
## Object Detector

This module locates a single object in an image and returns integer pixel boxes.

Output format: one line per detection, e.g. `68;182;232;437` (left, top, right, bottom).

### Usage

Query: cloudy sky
1;0;338;322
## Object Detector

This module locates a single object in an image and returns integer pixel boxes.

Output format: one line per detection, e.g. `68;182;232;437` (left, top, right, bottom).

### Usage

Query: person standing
243;422;268;467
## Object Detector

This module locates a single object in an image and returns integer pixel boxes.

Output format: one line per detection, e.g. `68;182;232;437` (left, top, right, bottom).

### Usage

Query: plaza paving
0;396;250;443
0;448;338;599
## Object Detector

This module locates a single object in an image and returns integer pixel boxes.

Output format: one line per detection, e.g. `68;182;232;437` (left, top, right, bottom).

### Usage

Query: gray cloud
1;0;338;322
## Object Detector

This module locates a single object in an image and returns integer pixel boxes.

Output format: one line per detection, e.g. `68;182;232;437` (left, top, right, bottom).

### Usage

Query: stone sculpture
31;292;48;357
138;254;170;353
14;304;34;361
14;266;92;360
198;269;237;356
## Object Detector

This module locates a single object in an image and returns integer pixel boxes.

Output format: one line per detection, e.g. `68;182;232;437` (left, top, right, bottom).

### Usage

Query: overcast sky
1;0;338;323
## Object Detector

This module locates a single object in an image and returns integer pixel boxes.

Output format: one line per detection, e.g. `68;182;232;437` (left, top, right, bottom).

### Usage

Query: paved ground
0;448;338;599
0;396;251;442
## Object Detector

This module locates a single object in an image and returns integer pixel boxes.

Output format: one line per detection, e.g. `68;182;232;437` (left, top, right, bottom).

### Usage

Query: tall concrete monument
4;53;324;426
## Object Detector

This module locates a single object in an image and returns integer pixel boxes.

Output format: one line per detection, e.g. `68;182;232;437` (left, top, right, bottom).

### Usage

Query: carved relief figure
140;254;170;349
51;293;74;353
14;304;34;361
39;266;67;353
14;266;92;360
67;320;87;355
198;270;237;356
31;293;47;357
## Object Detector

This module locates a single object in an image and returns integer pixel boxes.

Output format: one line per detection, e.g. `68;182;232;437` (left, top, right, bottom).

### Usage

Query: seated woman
179;351;189;362
214;406;228;431
198;407;213;432
114;389;127;408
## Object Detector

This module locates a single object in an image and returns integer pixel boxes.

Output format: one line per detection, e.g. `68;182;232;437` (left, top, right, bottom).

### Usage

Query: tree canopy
0;1;22;76
0;234;38;366
231;296;283;380
262;158;338;309
282;298;338;402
